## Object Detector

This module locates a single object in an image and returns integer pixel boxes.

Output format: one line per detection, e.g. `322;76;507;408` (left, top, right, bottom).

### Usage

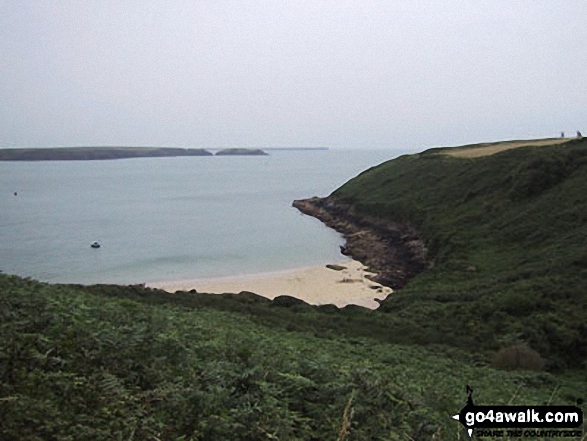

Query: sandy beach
148;259;392;309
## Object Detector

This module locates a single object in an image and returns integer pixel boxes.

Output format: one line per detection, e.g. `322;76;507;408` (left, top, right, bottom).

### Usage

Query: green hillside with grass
1;276;585;440
333;137;587;370
2;138;586;440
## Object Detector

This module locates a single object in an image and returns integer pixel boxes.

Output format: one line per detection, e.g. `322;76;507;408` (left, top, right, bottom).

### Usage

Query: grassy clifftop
332;137;587;369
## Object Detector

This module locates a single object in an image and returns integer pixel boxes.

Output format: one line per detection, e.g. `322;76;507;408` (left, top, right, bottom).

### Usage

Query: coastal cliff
292;197;429;289
295;137;587;369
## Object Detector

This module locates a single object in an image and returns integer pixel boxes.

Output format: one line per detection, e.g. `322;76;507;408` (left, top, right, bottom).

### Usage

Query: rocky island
215;148;268;156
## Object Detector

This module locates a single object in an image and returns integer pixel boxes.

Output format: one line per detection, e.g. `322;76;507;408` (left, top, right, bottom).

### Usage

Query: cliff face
292;197;429;289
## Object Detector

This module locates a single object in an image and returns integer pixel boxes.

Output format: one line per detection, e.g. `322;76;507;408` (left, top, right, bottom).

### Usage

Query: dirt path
442;138;572;158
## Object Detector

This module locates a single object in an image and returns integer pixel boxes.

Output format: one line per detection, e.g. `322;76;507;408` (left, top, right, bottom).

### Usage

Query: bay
0;149;401;285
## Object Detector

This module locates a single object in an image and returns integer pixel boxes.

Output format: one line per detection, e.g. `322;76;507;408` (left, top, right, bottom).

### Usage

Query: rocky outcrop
292;197;430;289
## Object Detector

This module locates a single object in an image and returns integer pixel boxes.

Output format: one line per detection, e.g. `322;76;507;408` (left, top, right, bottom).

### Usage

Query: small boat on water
91;242;101;249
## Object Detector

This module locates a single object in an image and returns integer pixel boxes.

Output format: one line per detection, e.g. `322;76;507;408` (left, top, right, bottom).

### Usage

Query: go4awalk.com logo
452;386;584;438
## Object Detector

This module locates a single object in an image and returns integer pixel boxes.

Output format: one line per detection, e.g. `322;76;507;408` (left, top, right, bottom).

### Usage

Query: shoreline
148;194;429;309
147;258;393;309
292;197;430;289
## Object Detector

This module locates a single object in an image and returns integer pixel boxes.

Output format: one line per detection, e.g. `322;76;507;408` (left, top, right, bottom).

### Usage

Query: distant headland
0;146;328;161
0;147;213;161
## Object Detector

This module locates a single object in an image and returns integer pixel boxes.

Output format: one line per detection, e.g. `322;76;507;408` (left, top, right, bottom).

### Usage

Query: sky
1;1;585;150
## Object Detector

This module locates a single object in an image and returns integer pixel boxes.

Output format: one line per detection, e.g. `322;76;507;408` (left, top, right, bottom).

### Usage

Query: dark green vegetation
333;137;587;371
1;276;585;440
2;138;586;439
0;147;212;161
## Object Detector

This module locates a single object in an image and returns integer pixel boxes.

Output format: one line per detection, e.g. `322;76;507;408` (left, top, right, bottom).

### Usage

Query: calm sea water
0;150;400;285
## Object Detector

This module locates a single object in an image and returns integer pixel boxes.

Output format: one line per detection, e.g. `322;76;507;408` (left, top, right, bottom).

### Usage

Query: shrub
492;343;545;371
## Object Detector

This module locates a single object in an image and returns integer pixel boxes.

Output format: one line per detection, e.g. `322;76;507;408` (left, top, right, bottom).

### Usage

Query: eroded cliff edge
292;197;430;289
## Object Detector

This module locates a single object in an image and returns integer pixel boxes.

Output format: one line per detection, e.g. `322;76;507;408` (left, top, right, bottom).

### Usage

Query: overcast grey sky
1;1;585;150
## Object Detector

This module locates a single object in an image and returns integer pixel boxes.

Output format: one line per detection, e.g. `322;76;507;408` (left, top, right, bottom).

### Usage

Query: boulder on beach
326;264;347;271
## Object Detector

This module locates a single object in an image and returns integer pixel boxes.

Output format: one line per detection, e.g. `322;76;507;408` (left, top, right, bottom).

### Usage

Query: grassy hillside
1;275;585;440
332;137;587;370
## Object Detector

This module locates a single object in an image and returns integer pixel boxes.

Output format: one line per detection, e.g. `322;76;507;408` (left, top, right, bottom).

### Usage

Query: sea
0;149;402;285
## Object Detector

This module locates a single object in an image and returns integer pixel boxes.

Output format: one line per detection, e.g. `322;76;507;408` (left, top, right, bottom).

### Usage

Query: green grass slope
1;275;585;440
332;137;587;369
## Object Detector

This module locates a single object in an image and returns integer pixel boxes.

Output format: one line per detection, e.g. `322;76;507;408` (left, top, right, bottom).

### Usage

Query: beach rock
292;196;430;290
326;264;347;271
